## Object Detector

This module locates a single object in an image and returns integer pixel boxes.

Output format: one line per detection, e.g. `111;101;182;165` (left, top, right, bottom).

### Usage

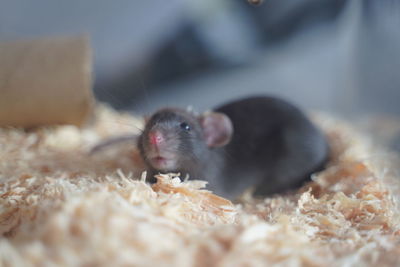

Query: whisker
89;134;139;155
106;120;144;132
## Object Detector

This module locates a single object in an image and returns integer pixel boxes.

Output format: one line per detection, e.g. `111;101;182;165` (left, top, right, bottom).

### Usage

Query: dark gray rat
137;95;329;199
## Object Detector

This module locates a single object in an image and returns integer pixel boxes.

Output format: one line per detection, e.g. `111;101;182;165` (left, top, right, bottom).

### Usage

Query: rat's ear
200;112;233;148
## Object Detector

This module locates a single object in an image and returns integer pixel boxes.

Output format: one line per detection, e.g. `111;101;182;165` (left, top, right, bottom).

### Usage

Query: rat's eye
180;122;191;131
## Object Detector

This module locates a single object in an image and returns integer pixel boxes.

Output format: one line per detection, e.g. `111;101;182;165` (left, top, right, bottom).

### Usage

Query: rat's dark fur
139;96;329;199
214;96;329;197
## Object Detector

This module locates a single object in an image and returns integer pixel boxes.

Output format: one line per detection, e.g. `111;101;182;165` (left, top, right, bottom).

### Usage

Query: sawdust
0;106;399;267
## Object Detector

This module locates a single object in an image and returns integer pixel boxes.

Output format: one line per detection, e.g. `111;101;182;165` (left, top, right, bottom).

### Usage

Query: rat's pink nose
149;131;164;146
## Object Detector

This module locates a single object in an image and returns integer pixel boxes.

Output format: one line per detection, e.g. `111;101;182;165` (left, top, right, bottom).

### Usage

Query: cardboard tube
0;35;93;127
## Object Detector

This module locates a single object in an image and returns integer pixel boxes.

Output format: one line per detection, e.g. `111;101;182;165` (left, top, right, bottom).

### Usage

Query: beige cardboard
0;35;93;127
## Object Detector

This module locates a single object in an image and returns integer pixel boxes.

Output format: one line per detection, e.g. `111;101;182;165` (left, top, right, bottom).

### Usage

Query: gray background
1;0;399;119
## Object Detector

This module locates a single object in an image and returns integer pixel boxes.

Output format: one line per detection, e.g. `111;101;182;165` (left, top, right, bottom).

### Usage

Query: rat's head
138;108;233;173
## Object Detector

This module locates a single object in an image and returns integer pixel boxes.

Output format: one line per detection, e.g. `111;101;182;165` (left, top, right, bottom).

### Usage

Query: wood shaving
0;106;399;266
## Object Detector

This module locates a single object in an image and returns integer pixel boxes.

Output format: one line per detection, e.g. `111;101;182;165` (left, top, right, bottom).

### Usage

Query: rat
135;95;329;199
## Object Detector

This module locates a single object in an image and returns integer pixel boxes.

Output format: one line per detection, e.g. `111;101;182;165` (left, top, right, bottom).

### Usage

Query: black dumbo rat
137;96;329;199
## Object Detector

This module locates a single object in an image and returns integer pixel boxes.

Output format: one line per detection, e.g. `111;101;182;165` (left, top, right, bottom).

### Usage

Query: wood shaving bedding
0;106;399;267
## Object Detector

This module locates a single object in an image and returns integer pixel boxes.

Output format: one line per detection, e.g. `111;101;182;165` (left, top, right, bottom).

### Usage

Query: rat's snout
145;128;179;171
148;130;164;147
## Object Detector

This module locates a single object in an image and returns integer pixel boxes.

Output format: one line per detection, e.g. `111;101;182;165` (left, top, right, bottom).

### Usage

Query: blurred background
1;0;400;147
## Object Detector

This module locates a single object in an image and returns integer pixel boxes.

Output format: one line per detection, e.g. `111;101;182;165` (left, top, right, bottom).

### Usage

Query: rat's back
212;96;329;198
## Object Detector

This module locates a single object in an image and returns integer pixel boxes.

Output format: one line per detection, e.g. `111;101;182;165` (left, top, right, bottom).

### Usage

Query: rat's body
138;96;329;199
